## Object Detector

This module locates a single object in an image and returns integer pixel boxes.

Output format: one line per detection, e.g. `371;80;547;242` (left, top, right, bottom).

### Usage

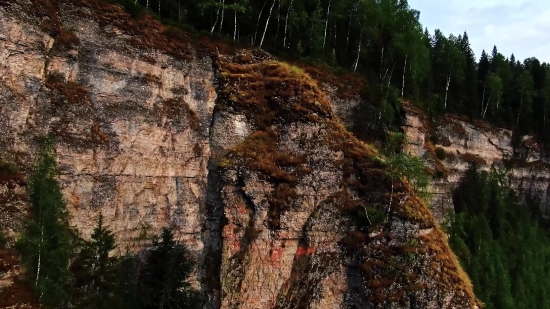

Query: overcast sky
408;0;550;63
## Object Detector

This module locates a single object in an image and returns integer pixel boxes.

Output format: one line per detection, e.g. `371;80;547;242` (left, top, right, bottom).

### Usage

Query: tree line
15;135;201;308
446;164;550;309
106;0;550;153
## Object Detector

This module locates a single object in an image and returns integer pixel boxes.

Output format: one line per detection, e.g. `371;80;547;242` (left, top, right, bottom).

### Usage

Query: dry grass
461;153;487;165
161;99;200;131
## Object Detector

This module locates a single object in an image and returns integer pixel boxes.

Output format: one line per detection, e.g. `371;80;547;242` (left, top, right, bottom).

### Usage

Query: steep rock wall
402;103;550;221
0;1;480;308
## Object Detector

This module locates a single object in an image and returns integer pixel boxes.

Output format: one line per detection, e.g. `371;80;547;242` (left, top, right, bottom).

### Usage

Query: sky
408;0;550;63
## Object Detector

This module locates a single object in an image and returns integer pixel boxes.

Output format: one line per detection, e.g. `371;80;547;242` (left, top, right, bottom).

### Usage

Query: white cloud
408;0;550;62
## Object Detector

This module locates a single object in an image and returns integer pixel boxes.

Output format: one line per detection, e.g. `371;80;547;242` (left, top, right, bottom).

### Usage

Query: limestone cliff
402;103;550;221
0;0;480;308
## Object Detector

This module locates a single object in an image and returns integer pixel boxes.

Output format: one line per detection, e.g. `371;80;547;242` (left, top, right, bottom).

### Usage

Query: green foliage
139;228;203;309
383;132;429;197
16;134;74;308
71;215;118;308
448;164;550;309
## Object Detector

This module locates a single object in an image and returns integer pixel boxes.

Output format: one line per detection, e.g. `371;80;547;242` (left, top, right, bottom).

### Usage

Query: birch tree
17;134;72;308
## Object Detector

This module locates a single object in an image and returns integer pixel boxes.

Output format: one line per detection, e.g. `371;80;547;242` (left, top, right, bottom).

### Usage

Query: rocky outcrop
0;0;480;308
402;103;550;221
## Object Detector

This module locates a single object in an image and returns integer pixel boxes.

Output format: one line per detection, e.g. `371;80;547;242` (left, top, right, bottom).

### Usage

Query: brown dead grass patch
461;153;487;165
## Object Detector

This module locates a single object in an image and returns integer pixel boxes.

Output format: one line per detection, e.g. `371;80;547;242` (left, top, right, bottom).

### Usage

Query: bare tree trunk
259;0;277;48
385;63;395;100
218;0;225;33
147;0;149;8
517;93;524;126
379;46;385;80
483;89;492;119
35;220;44;288
444;73;451;109
322;0;331;49
401;54;407;97
275;0;281;42
158;0;161;17
481;85;486;117
211;1;222;33
387;181;394;218
352;29;362;72
234;1;238;41
346;11;353;52
178;2;181;22
283;0;294;48
254;0;268;45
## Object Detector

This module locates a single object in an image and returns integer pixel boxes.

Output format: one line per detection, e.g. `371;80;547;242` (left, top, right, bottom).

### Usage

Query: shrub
435;147;446;160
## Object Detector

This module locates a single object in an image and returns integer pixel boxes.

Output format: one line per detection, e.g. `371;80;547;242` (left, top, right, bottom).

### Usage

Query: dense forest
446;165;550;309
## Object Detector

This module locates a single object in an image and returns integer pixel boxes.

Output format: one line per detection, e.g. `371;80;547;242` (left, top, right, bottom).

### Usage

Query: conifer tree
139;228;202;309
71;214;118;309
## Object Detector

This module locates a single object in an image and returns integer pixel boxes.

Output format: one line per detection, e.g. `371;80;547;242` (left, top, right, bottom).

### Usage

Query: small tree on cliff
382;132;429;219
17;134;73;307
71;214;118;308
139;228;202;309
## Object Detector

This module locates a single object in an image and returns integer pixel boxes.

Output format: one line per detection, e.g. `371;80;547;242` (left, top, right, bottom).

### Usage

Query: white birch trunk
401;54;407;97
379;46;385;79
322;0;331;49
346;12;352;51
234;2;237;41
259;0;277;48
444;73;451;109
158;0;161;17
275;0;281;41
219;0;225;33
147;0;149;8
483;90;492;119
283;0;293;48
35;219;44;288
352;30;362;72
211;1;221;33
254;0;268;44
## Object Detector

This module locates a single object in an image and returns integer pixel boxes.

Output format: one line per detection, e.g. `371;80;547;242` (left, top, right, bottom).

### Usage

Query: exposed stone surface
0;1;480;308
402;103;550;221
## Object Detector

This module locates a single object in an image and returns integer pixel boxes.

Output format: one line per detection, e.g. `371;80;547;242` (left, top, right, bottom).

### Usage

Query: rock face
0;1;480;308
402;103;550;221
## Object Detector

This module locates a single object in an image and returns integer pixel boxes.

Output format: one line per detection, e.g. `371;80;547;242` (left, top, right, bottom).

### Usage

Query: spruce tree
139;228;202;309
71;214;118;309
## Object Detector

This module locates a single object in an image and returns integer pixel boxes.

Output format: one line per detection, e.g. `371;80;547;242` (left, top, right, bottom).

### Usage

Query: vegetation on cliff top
88;0;550;153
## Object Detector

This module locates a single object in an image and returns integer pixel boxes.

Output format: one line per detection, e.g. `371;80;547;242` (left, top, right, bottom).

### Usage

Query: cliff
0;0;480;308
402;103;550;221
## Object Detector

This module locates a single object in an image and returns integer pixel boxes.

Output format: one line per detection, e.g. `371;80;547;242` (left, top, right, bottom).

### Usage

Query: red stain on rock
237;203;249;215
270;247;284;268
295;246;315;257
